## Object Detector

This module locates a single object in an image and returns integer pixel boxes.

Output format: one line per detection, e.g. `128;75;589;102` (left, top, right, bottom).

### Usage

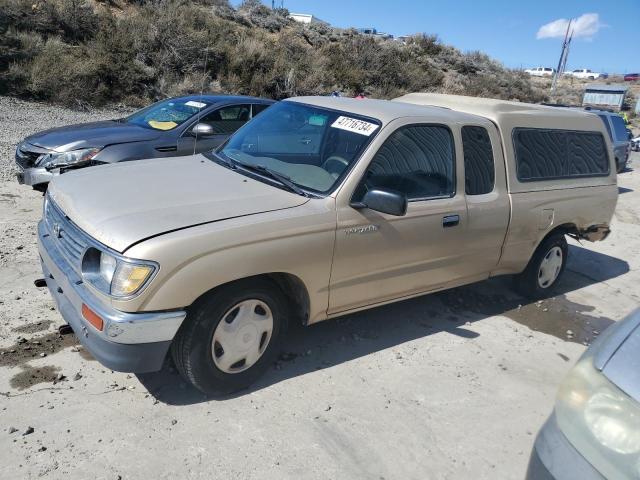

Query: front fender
112;199;337;324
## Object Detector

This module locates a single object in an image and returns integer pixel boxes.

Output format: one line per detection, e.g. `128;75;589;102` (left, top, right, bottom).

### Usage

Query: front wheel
171;278;289;395
514;233;568;300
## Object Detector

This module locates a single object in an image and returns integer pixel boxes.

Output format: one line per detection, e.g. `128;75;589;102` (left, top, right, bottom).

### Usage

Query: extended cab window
354;125;455;201
513;128;609;181
462;126;494;195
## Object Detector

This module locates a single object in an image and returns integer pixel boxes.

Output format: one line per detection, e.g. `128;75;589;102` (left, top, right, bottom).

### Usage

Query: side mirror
352;188;407;216
190;123;214;137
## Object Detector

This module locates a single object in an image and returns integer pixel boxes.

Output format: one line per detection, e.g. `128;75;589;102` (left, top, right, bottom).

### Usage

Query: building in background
288;13;328;26
582;84;629;111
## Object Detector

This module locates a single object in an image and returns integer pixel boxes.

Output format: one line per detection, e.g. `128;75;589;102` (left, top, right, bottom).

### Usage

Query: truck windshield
125;98;212;131
214;101;381;194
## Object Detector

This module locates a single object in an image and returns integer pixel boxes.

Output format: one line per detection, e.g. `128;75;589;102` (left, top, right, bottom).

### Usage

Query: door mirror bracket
351;188;408;216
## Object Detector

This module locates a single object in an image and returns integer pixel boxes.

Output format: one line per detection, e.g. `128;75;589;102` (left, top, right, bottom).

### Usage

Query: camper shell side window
512;128;610;182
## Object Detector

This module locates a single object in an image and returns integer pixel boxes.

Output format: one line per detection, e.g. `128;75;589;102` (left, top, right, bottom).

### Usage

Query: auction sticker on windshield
185;101;207;109
331;116;379;136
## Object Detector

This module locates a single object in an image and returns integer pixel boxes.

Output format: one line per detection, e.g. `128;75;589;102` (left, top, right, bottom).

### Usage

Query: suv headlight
37;148;101;170
82;248;156;298
555;355;640;478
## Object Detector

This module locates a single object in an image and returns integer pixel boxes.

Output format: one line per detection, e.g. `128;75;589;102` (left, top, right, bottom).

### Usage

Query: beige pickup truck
37;94;618;394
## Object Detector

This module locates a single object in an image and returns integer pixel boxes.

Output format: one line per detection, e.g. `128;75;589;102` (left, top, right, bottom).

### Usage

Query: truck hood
25;120;162;151
47;155;309;252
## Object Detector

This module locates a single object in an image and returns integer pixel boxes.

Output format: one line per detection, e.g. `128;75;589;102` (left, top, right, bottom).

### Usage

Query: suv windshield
126;98;212;131
213;101;381;194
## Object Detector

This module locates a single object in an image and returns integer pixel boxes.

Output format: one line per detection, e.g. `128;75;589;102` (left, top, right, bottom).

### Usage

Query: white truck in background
565;69;606;80
525;67;555;77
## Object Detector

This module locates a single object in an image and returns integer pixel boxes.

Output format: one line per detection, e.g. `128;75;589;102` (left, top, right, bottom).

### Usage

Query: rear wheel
514;233;568;300
616;158;625;174
172;278;289;395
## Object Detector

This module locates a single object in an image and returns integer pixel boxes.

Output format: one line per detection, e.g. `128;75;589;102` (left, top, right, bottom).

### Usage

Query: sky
236;0;638;74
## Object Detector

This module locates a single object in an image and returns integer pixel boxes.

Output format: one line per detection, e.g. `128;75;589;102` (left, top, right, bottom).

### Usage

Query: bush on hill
0;0;546;107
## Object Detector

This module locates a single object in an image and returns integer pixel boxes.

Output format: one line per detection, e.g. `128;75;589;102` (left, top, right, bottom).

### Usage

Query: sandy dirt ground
1;97;639;479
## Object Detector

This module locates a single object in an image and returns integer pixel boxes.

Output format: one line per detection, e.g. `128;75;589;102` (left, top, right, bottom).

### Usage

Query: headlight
82;248;156;298
111;262;155;297
37;148;101;169
99;252;117;285
555;356;640;478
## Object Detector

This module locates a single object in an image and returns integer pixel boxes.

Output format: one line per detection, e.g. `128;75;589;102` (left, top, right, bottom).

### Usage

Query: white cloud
536;13;604;40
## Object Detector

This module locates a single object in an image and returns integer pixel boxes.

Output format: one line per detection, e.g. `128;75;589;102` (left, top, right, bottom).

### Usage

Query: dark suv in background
586;108;631;173
15;95;274;191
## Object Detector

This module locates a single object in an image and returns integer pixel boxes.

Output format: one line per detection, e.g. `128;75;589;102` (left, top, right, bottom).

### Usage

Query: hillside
0;0;547;107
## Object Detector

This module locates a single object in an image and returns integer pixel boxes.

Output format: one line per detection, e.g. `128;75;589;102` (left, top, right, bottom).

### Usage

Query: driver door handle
442;215;460;228
299;138;312;145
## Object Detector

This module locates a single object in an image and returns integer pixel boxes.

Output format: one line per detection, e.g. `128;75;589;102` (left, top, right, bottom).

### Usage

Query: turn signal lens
82;304;104;331
111;263;154;296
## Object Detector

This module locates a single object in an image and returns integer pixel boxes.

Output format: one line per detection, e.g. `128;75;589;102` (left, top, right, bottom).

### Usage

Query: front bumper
16;165;55;187
526;413;604;480
38;220;186;372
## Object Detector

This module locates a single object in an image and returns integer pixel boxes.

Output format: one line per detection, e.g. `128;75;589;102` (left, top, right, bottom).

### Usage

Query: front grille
44;197;89;271
15;144;46;168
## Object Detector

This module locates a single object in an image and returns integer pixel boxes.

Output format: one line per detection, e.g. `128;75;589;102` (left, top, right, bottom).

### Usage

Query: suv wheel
616;158;625;174
514;233;568;300
172;278;289;395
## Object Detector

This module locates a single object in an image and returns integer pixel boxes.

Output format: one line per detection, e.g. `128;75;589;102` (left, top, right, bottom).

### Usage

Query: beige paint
49;95;618;325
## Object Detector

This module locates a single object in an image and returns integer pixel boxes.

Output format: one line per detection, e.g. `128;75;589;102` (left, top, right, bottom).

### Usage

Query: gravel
0;96;131;182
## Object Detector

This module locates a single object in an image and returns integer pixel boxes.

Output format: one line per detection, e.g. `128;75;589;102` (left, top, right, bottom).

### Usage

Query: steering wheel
321;155;349;178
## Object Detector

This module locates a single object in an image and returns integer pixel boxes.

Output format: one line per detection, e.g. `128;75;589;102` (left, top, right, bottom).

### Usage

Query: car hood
593;309;640;402
47;155;309;252
25;120;162;151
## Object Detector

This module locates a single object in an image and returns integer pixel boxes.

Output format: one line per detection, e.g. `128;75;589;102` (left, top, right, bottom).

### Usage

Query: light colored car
37;94;618;394
525;67;556;77
527;309;640;480
565;69;604;80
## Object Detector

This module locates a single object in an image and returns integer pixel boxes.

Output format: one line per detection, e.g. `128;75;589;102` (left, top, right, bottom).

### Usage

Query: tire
172;278;289;395
514;233;568;300
616;159;625;174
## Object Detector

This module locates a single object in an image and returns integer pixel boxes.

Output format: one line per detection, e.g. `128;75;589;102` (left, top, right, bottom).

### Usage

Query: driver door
328;123;469;314
177;104;252;155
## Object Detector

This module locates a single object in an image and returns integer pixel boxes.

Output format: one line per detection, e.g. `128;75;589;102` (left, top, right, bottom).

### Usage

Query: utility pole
551;20;573;95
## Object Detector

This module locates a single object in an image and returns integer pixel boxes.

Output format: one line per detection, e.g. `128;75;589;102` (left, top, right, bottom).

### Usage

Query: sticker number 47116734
331;116;379;136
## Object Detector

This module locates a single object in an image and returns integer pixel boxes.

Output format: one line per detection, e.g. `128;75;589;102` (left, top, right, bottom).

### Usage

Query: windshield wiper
237;163;308;197
211;152;237;170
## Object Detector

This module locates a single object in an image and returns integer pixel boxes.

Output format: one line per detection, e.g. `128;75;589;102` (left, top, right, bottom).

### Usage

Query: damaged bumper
578;224;610;242
16;166;55;187
37;220;186;372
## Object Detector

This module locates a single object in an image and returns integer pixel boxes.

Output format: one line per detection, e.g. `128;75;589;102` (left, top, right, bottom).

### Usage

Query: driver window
353;125;455;201
198;104;251;135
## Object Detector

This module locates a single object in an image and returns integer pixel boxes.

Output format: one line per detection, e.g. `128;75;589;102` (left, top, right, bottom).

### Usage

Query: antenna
551;19;572;94
193;47;209;156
